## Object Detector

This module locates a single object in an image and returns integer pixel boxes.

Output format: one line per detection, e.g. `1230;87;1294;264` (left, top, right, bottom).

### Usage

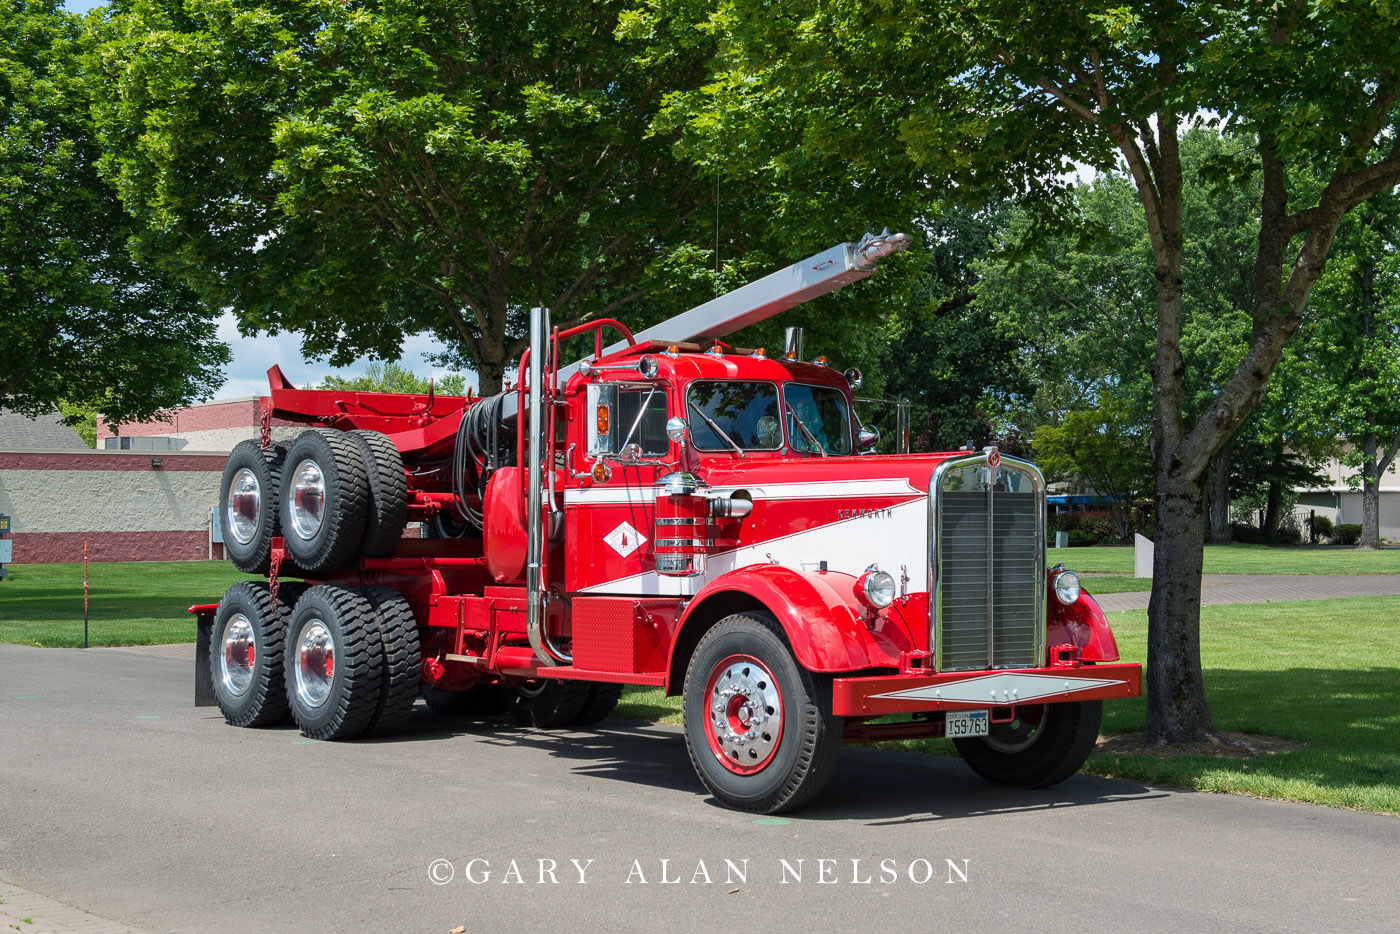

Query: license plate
945;709;989;738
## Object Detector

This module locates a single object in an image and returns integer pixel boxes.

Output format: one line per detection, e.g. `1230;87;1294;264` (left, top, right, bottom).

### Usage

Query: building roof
0;409;89;452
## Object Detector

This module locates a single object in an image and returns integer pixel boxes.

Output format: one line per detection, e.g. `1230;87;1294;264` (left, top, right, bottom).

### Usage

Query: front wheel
953;700;1103;788
682;612;842;813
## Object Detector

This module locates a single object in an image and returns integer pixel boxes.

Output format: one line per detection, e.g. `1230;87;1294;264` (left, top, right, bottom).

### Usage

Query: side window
587;383;669;456
784;384;853;455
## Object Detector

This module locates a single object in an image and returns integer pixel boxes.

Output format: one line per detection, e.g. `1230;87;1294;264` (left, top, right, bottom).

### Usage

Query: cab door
564;378;672;594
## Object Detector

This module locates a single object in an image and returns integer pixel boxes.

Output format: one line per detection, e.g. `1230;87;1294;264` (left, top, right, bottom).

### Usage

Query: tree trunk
1145;474;1217;745
1206;446;1232;544
477;359;508;396
1359;428;1381;550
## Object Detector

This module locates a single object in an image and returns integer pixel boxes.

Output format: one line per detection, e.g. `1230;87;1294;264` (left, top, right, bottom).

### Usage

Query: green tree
56;401;98;448
0;0;227;423
314;361;467;396
1034;400;1153;540
661;0;1400;743
1310;192;1400;548
92;0;890;393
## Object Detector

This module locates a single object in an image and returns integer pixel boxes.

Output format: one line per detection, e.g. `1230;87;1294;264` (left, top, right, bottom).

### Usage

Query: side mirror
665;416;690;448
858;426;880;454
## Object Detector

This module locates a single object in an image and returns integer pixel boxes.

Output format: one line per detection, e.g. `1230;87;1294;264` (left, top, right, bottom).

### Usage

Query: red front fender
666;565;913;692
1048;590;1120;662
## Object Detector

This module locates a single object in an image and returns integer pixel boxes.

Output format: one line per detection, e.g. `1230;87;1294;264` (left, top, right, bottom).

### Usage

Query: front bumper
830;662;1142;717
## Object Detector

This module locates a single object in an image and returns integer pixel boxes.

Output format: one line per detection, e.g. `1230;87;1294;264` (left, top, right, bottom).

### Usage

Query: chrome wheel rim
295;619;335;708
227;468;261;545
982;706;1047;753
704;655;783;775
219;615;256;696
290;459;326;540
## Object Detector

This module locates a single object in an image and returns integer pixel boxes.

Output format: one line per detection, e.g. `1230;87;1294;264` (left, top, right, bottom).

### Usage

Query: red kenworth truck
196;231;1141;813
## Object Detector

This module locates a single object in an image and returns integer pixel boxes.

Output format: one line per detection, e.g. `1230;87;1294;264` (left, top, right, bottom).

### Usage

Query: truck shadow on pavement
374;708;1171;823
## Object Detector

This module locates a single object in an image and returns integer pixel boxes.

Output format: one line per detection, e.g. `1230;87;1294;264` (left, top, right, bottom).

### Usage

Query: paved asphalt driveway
1;642;1396;934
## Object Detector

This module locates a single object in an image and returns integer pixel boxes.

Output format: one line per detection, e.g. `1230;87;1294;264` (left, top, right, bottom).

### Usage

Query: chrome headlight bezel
1053;569;1082;605
857;566;897;609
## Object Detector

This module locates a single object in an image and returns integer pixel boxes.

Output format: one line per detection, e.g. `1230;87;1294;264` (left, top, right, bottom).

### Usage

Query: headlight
857;566;897;609
1053;569;1082;605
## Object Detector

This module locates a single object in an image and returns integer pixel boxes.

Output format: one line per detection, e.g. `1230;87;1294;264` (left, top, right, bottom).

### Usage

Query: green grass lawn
0;561;248;646
619;595;1400;814
1052;542;1400;576
1077;575;1154;594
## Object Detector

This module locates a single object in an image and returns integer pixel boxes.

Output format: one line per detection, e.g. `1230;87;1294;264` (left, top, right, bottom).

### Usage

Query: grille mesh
937;484;1040;671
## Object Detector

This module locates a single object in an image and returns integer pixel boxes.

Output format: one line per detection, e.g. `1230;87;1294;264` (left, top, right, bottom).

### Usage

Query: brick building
96;396;302;454
0;404;276;564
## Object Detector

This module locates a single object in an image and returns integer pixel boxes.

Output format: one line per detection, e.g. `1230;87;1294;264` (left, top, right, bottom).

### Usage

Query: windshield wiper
688;400;744;459
786;404;828;457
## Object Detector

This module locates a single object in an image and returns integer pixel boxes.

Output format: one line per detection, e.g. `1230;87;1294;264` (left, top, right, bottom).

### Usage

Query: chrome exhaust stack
525;305;571;667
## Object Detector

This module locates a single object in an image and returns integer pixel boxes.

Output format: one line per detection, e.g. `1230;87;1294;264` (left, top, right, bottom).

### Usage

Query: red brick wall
0;453;226;471
96;399;303;440
8;530;214;563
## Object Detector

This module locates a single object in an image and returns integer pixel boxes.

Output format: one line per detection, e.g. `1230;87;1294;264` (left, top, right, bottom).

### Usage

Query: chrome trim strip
928;452;1046;673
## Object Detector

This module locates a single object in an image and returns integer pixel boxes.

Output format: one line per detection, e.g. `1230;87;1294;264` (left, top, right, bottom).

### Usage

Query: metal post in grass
83;541;89;649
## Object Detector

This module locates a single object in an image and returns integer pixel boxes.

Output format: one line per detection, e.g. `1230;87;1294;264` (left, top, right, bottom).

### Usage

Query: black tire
358;586;422;737
953;700;1103;788
350;431;408;558
210;580;301;727
218;440;286;574
682;612;842;813
425;511;474;539
283;586;384;740
507;679;593;728
571;683;625;726
422;683;510;717
279;429;369;573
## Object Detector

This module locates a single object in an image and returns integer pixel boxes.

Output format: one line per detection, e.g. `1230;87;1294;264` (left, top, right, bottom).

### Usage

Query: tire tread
351;431;408;558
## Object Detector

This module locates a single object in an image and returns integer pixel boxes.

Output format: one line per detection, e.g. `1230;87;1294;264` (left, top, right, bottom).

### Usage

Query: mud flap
192;607;217;707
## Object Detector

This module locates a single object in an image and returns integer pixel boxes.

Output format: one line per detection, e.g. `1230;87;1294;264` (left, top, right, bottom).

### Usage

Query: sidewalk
1093;573;1400;612
0;882;147;934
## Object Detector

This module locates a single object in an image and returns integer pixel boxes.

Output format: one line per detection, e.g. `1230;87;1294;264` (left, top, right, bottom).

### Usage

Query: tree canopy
91;0;910;392
314;361;467;396
0;0;227;423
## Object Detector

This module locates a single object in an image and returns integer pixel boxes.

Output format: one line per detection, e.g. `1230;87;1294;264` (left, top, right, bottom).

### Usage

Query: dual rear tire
217;428;407;576
210;583;421;740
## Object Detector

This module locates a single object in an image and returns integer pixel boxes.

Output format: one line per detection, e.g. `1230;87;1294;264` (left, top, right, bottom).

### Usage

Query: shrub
1310;514;1334;539
1333;523;1362;546
1231;523;1265;544
1273;526;1302;545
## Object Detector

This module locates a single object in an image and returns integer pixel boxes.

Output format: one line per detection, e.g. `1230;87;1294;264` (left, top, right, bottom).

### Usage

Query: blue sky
63;0;105;12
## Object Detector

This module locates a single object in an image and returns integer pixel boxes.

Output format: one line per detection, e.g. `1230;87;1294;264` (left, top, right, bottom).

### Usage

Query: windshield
784;384;852;455
686;381;782;451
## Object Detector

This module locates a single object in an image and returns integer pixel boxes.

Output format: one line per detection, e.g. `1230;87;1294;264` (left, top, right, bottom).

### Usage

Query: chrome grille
931;453;1044;672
